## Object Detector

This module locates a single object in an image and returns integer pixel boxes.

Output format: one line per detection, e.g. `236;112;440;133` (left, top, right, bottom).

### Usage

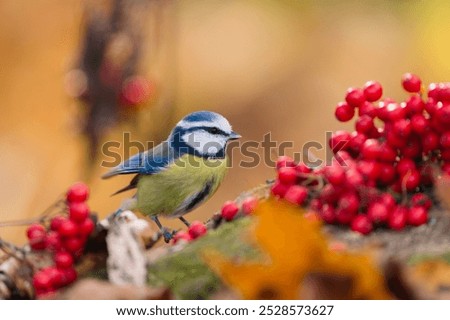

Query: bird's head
169;111;241;158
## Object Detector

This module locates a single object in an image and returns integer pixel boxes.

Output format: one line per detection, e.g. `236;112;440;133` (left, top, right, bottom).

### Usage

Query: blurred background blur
1;0;450;244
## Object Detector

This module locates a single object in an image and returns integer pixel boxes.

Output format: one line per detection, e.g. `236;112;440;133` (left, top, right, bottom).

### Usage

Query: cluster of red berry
271;73;448;234
172;197;259;244
27;183;95;297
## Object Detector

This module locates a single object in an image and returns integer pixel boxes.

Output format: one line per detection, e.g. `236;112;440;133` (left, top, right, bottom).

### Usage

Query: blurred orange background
1;0;450;243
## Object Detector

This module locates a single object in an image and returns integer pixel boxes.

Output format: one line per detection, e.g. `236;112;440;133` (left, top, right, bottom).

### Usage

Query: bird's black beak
229;131;241;140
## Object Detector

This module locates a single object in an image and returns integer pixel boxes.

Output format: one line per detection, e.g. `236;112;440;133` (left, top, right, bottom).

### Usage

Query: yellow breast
136;154;229;217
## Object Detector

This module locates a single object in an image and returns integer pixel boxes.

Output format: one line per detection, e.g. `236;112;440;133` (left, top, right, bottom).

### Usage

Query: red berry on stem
278;167;297;185
54;252;74;269
335;102;355;122
242;196;258;215
335;208;356;225
401;169;421;191
378;163;397;185
406;95;424;114
284;185;308;205
44;231;62;252
440;131;450;149
50;216;65;232
27;224;45;238
355;115;375;134
66;182;89;203
58;219;79;238
358;101;378;118
64;237;84;254
62;267;77;285
172;231;192;244
221;201;239;221
276;156;295;169
388;206;407;230
378;193;397;210
410;114;428;135
397;158;416;176
379;143;397;163
33;271;52;292
348;131;367;152
271;180;289;198
392;119;412;138
324;164;346;186
363;81;383;102
357;160;381;181
367;202;389;224
411;193;432;209
407;206;428;226
361;139;381;160
351;215;373;235
337;193;360;215
345;87;365;107
329;130;351;153
422;131;440;153
78;218;95;237
69;202;89;223
345;168;364;189
188;221;207;239
319;204;336;224
44;267;65;288
402;73;422;93
435;103;450;125
28;229;46;251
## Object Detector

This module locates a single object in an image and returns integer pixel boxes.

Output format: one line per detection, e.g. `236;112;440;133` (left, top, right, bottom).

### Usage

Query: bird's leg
151;216;174;243
179;216;190;227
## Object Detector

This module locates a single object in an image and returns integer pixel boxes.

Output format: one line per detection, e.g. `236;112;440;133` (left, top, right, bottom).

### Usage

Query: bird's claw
161;228;175;243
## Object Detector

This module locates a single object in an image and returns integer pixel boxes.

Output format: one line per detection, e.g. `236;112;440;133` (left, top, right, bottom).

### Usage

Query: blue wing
102;141;176;179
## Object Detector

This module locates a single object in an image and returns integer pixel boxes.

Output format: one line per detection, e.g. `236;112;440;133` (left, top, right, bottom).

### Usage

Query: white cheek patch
182;131;227;155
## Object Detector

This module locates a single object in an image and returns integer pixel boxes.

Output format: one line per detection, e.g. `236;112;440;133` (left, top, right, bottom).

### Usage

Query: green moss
408;252;450;265
147;217;261;299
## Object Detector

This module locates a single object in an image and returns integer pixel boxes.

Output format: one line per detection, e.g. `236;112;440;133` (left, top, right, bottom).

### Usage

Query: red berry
66;182;89;203
355;115;375;134
337;193;359;214
388;206;407;230
58;219;79;238
284;185;308;205
345;168;364;188
357;160;381;181
406;95;424;114
44;231;62;252
270;180;289;198
319;184;342;205
401;169;421;191
26;224;45;238
319;204;336;224
54;252;74;269
378;193;397;210
435;103;450;125
242;196;258;215
329;130;351;153
295;162;312;175
309;199;322;212
278;166;297;185
62;267;77;285
428;83;440;100
63;237;84;254
378;163;397;185
422;131;440;153
276;156;295;169
379;143;397;163
345;87;365;107
392;119;412;138
425;97;438;115
44;267;65;288
440;131;450;149
363;81;383;102
50;216;65;232
78;218;95;237
411;193;432;209
33;271;52;291
358;101;378;118
188;221;207;239
367;202;389;224
396;158;416;176
410;114;428;134
386;102;407;122
324;164;346;186
351;215;373;235
401;135;422;159
220;201;239;221
335;208;356;225
335;102;355;122
172;231;192;244
69;202;90;223
402;73;422;93
348;131;367;152
361;139;381;160
407;206;428;226
386;130;407;148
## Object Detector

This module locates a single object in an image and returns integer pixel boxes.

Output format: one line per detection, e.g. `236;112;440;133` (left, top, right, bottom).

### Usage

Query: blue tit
102;111;241;242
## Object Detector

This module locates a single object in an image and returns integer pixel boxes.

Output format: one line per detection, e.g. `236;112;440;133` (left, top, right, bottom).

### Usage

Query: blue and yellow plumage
102;111;240;241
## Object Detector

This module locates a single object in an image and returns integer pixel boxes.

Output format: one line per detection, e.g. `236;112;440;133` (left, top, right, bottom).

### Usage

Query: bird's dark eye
207;127;220;134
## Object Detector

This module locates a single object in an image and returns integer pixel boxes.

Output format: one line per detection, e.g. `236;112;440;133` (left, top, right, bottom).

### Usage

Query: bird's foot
161;228;175;243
